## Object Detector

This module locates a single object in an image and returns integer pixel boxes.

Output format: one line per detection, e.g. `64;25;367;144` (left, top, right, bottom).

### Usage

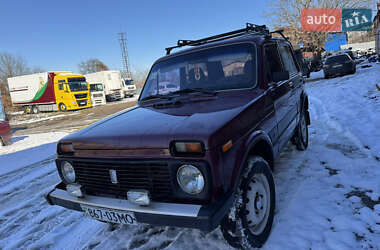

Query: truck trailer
85;70;124;102
7;72;92;113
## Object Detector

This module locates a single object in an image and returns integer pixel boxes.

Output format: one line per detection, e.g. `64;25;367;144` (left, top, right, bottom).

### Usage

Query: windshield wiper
170;88;217;96
140;94;173;102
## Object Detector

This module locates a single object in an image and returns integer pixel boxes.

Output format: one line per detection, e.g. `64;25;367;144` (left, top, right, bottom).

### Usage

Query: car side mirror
272;71;289;82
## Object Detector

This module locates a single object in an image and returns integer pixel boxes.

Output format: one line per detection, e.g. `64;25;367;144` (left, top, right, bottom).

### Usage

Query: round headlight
61;161;76;183
177;165;205;194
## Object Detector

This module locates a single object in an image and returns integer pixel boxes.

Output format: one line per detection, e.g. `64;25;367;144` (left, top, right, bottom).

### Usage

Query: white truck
89;83;106;106
122;77;137;97
85;70;124;102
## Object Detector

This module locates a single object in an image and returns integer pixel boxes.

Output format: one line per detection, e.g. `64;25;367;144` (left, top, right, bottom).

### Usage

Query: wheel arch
231;130;274;191
301;91;309;111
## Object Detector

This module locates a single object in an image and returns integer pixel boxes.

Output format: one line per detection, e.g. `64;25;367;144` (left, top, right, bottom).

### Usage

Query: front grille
75;93;87;99
73;161;174;201
92;93;103;98
77;100;87;106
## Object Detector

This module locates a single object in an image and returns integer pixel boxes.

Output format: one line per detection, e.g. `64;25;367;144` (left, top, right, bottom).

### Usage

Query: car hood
61;92;259;151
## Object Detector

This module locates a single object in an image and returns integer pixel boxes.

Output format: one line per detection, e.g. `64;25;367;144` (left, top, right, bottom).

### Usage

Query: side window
264;44;284;82
278;44;299;74
58;83;64;90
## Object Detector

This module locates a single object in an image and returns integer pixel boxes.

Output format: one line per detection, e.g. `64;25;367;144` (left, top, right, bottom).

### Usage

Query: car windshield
140;43;256;100
326;55;350;64
124;80;134;85
90;83;103;92
68;77;88;92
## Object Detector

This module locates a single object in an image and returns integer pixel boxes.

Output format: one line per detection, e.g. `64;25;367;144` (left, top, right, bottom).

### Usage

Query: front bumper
45;182;233;232
124;89;136;96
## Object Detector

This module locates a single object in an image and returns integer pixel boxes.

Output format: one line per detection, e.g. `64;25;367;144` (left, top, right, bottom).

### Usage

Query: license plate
81;205;137;225
332;64;342;68
80;101;85;105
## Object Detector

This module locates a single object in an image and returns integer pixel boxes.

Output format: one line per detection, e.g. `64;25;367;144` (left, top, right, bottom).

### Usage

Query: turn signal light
222;140;233;152
175;142;203;153
58;143;74;154
172;141;205;156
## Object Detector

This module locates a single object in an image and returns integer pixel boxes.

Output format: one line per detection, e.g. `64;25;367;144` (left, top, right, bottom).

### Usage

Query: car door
277;42;303;147
263;42;293;153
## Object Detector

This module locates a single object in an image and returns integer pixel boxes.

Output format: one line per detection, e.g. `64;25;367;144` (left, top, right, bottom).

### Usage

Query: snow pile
0;132;67;175
0;64;379;249
10;113;78;126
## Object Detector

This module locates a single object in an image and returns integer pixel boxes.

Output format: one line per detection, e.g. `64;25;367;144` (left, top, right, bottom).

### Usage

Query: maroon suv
46;24;310;248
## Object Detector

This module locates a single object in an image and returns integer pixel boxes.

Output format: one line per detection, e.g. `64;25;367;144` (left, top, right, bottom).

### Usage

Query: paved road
10;97;138;136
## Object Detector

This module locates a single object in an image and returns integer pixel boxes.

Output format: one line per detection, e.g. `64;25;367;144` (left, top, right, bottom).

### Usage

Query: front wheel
222;156;275;249
59;103;67;112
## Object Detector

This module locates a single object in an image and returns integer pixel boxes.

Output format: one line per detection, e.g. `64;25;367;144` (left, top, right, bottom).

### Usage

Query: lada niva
46;23;310;248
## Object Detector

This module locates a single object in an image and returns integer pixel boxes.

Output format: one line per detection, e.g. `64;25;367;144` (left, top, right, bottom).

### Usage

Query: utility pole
118;32;132;80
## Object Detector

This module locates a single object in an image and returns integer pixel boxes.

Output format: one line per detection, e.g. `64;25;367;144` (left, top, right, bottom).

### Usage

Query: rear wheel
32;105;39;114
293;108;309;151
59;103;67;112
222;156;275;249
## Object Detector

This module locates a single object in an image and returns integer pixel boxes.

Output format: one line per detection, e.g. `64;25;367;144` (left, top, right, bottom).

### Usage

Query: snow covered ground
0;64;379;249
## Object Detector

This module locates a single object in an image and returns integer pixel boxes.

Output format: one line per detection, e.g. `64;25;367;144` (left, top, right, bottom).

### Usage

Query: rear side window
278;44;299;74
326;55;350;64
264;43;284;82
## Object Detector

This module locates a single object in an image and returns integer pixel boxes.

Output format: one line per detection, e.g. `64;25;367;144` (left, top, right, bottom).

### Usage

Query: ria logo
109;169;118;184
342;9;371;31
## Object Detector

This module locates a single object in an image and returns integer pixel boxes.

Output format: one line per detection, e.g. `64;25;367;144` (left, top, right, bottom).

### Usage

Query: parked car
0;92;12;146
295;49;311;78
323;53;356;79
45;24;310;249
368;54;380;63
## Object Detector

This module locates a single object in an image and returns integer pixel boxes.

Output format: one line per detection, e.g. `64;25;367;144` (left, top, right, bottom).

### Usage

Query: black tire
324;73;329;79
222;156;275;249
306;72;310;78
220;216;242;249
59;103;67;112
24;106;32;114
293;108;309;151
32;105;39;114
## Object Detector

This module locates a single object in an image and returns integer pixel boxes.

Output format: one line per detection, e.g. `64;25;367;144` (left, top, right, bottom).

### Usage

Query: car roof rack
165;23;273;55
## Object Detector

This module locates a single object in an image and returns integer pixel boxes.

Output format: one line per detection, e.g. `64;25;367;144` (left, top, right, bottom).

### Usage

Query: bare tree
0;52;44;112
265;0;374;50
0;52;31;85
78;59;109;74
132;68;150;89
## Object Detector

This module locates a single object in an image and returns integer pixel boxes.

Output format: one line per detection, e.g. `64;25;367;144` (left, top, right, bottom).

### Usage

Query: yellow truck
7;72;92;113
